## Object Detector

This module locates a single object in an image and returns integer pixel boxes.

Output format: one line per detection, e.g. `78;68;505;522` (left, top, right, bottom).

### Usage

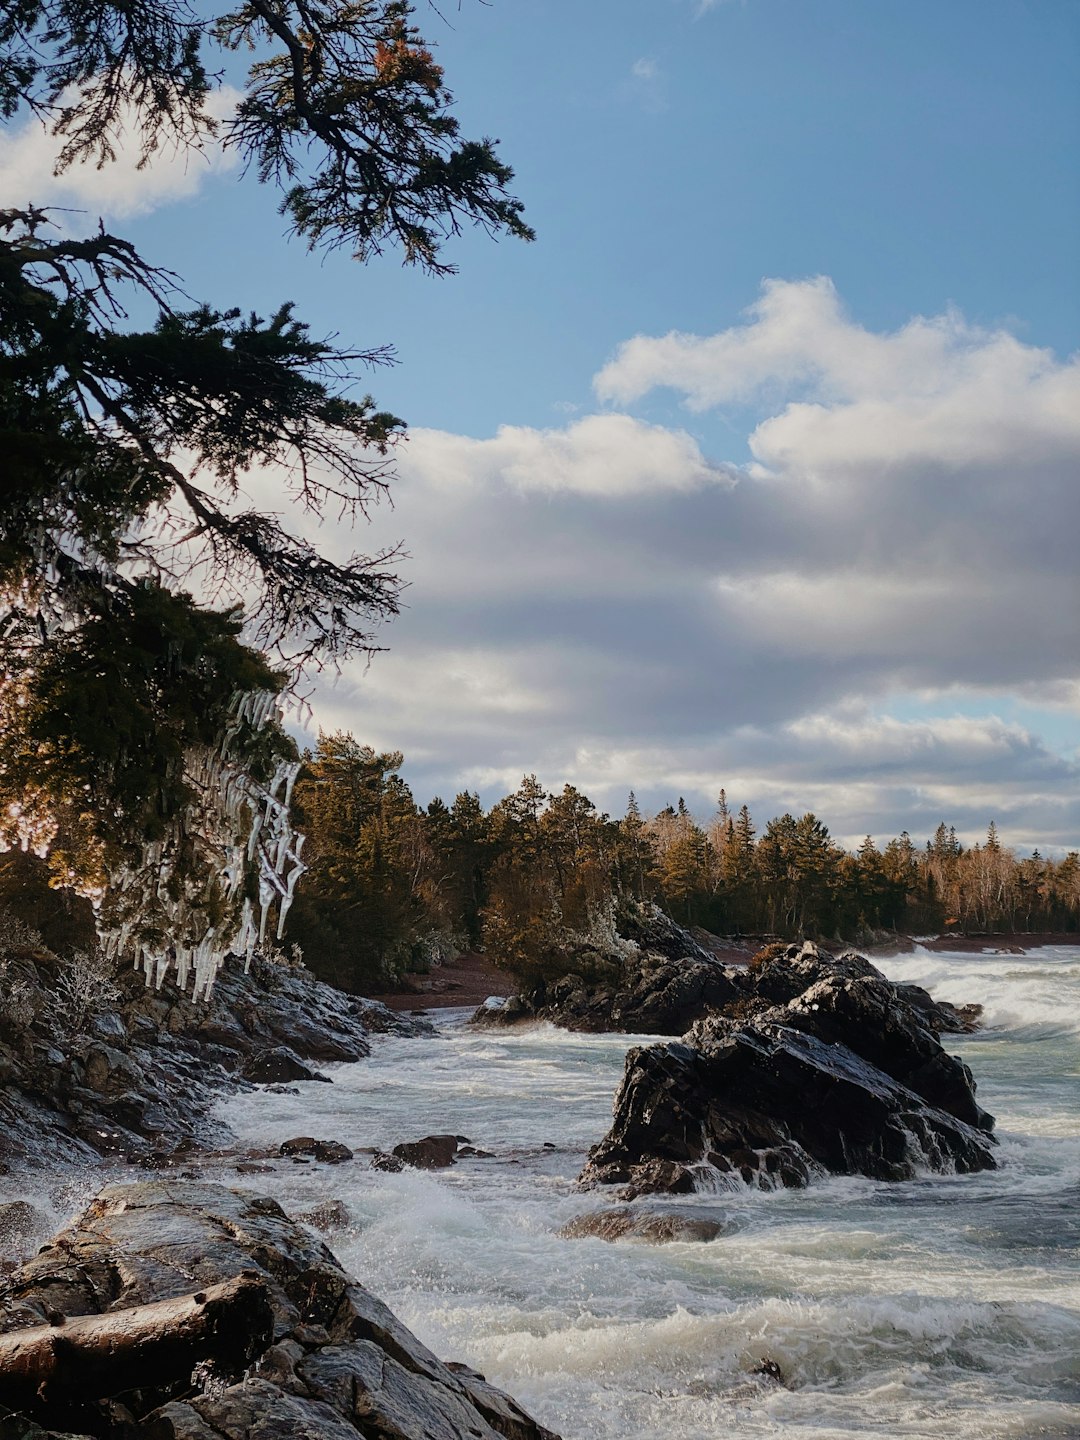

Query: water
217;945;1080;1439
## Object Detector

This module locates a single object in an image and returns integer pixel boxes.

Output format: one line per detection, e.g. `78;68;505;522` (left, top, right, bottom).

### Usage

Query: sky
4;0;1079;851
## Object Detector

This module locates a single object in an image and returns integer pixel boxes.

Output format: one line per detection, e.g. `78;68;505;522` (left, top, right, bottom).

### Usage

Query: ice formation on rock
4;530;307;1000
99;689;307;1001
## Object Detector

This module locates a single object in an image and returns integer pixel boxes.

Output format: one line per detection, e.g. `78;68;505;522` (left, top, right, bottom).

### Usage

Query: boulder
297;1199;350;1232
738;943;880;1006
741;942;984;1037
472;909;742;1036
277;1138;353;1164
369;1151;405;1174
775;971;993;1131
580;944;997;1195
313;1141;354;1165
391;1135;469;1169
0;1182;558;1440
559;1205;727;1244
242;1047;331;1085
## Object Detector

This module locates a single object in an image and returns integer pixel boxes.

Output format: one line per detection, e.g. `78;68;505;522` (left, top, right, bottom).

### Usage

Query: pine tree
1;0;530;994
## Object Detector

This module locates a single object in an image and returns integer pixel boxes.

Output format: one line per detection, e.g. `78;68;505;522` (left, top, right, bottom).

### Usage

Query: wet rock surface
390;1135;472;1169
278;1137;355;1164
0;1180;558;1440
0;949;431;1174
559;1205;729;1244
473;909;742;1035
742;944;983;1037
579;941;997;1194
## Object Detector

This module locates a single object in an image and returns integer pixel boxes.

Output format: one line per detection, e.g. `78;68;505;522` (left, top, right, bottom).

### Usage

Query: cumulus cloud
596;276;1078;421
0;86;240;219
260;279;1079;848
403;413;731;499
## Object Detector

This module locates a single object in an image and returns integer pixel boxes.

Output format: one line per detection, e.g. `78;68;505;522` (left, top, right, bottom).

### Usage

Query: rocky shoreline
0;1179;559;1439
0;921;1032;1437
0;944;431;1177
0;946;560;1438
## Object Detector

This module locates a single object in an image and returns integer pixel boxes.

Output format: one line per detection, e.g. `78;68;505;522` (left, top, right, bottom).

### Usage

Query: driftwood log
0;1273;272;1415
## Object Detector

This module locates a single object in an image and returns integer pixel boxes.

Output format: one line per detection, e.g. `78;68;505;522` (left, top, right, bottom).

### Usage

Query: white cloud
404;413;731;498
231;279;1079;848
625;54;667;112
595;277;1078;426
0;86;240;219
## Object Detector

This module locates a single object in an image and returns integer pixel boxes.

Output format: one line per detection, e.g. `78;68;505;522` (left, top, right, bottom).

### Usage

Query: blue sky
4;0;1079;850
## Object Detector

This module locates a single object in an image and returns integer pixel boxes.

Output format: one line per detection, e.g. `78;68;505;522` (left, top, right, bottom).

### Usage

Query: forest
281;731;1080;993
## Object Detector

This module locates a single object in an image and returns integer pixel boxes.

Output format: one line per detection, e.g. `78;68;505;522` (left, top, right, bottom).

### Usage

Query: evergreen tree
284;738;1080;981
617;792;653;902
0;0;530;991
285;735;432;991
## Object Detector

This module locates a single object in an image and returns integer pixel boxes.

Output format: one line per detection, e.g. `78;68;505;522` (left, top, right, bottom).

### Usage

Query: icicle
238;899;257;972
282;761;300;812
257;869;275;941
174;944;191;992
95;686;308;1001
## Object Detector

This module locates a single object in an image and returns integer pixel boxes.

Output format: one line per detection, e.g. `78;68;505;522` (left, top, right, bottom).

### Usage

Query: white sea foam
215;947;1080;1440
880;944;1080;1039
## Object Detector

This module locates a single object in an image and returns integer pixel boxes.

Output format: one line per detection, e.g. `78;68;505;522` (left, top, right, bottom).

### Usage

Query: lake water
218;944;1080;1439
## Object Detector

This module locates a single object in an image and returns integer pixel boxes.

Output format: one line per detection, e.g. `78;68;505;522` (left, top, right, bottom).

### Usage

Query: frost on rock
98;689;307;1001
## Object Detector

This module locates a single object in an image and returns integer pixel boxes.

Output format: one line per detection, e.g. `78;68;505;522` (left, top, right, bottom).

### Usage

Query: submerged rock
0;1180;559;1440
297;1198;351;1232
559;1204;728;1244
391;1134;470;1169
278;1137;354;1164
241;1046;331;1085
579;943;996;1195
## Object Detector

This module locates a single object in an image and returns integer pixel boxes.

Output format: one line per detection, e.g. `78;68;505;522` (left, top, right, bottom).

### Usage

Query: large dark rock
241;1046;331;1085
580;943;996;1195
0;1181;558;1440
278;1137;354;1164
740;942;982;1036
737;943;881;1006
775;973;993;1131
472;908;741;1035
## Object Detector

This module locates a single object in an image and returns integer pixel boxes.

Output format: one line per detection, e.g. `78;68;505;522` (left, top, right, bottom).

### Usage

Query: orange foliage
373;38;443;94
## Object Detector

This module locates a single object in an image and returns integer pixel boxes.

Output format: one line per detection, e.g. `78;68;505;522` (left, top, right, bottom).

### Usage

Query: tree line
284;733;1080;992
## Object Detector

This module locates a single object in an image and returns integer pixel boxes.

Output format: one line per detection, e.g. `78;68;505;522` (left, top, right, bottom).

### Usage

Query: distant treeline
285;733;1080;992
